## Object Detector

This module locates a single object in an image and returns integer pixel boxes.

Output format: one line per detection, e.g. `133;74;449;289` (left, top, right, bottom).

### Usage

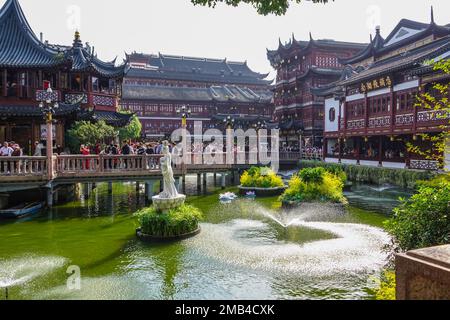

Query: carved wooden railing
56;155;163;177
0;157;47;176
0;151;304;181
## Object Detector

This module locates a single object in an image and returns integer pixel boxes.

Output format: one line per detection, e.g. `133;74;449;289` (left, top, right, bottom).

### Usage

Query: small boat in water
219;192;238;202
0;202;44;219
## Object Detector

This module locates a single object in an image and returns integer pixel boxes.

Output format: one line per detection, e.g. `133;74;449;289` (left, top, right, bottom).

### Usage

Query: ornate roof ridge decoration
66;31;128;78
0;0;71;68
267;33;367;63
340;7;450;66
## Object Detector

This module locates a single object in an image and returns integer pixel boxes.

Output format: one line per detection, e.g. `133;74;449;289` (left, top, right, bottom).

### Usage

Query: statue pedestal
152;194;186;211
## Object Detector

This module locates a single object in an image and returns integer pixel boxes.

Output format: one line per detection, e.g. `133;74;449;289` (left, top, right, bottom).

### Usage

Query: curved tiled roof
341;36;450;86
340;8;450;66
122;84;272;103
0;103;80;117
125;68;271;86
267;33;366;62
66;32;128;78
0;0;69;68
126;53;271;86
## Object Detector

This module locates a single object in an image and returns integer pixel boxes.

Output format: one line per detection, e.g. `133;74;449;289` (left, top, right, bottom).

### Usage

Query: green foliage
66;120;117;152
406;59;450;167
385;177;450;251
118;113;142;142
135;204;202;237
374;271;396;301
281;168;347;204
298;167;325;184
299;160;434;189
191;0;331;16
240;166;285;188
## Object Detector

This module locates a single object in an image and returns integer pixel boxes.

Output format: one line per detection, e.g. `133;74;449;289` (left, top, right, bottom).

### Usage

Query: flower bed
239;167;286;197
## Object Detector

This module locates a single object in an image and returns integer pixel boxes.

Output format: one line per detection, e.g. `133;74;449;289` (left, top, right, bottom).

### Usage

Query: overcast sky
11;0;450;78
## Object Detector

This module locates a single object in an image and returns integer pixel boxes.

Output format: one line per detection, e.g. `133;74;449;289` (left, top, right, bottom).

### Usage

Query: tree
118;114;142;142
191;0;331;16
407;59;450;168
66;120;117;152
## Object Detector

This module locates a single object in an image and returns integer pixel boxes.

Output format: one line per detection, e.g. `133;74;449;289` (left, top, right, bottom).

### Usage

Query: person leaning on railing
0;142;13;174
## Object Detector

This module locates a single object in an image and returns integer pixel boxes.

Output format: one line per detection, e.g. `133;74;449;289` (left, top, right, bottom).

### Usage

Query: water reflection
0;177;395;300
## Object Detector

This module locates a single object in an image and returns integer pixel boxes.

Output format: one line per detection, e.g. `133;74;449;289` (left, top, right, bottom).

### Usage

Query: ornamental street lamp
253;121;266;132
176;105;191;128
38;86;59;180
223;115;235;130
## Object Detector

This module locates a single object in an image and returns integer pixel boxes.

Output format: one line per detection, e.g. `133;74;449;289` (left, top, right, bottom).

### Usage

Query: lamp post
223;116;235;163
253;121;267;161
38;86;59;180
176;105;191;129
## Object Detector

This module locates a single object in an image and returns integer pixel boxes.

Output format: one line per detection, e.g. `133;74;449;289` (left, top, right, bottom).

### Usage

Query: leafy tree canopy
66;120;117;152
118;114;142;142
191;0;331;16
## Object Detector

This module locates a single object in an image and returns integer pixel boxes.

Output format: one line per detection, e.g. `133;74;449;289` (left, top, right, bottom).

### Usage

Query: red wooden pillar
378;135;383;167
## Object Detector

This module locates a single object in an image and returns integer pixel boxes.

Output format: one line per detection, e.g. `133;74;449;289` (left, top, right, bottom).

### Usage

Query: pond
0;176;397;300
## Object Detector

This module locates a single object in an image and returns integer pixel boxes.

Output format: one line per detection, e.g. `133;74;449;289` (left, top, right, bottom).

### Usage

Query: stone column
46;185;54;208
197;173;202;192
221;173;227;190
203;173;207;189
182;175;186;194
145;181;155;203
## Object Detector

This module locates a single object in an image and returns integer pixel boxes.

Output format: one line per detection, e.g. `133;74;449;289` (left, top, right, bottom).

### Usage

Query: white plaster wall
325;98;339;133
325;158;340;164
360;160;380;167
346;93;365;102
383;162;407;169
393;80;419;92
341;159;358;165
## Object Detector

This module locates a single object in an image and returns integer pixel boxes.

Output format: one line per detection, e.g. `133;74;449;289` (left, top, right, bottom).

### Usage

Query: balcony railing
64;92;117;108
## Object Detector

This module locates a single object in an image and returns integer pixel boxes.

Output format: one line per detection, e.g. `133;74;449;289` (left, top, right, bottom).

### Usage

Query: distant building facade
121;53;273;140
0;0;129;154
267;35;366;150
313;9;450;170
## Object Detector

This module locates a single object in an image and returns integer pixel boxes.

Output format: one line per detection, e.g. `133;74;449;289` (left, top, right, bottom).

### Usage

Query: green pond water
0;178;394;300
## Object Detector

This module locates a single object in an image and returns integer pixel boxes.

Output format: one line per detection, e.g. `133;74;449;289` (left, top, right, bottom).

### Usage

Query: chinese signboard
360;76;392;93
40;124;56;140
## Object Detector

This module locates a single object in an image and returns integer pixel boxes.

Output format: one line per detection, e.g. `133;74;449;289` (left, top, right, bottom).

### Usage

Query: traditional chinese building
121;53;273;139
266;35;366;150
313;8;450;170
0;0;129;154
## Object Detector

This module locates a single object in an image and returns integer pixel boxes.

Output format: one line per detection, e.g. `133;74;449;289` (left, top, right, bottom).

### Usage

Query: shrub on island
239;167;286;196
280;167;347;205
135;204;202;240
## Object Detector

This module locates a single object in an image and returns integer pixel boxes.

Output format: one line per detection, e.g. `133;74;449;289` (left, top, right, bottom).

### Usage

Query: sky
10;0;450;79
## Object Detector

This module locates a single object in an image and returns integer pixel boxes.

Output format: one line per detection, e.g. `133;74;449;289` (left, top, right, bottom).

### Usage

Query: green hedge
298;160;436;189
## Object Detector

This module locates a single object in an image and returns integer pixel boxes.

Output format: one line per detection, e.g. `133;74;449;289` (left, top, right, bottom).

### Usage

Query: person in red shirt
80;144;91;170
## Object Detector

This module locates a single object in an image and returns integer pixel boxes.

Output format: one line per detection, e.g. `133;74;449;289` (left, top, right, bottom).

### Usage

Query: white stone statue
152;141;186;211
159;141;179;199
